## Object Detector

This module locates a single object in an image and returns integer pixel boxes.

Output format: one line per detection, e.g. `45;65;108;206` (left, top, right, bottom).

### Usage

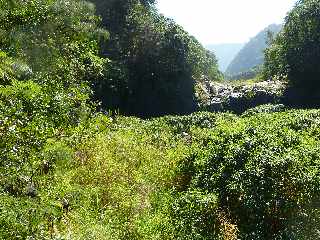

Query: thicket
264;0;320;105
2;0;320;239
90;0;222;116
0;0;220;238
0;0;221;192
171;110;320;239
2;109;320;239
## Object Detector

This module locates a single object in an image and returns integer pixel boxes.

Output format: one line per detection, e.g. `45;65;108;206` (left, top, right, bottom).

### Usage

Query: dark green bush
172;110;320;239
0;1;105;237
264;0;320;104
90;0;222;117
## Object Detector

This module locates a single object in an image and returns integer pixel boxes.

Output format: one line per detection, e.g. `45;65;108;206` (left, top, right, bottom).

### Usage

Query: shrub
173;110;320;239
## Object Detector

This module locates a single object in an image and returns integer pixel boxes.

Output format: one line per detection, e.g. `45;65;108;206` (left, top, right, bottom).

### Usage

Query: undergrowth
1;109;320;239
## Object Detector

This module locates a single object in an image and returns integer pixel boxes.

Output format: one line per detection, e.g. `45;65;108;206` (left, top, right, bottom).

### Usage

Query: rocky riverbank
196;79;286;113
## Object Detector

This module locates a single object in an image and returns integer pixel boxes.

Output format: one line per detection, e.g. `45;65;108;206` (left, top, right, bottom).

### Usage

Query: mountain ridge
226;24;282;77
206;43;244;72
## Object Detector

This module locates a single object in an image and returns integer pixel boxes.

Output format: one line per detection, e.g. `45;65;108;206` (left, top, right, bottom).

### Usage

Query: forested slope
226;24;282;78
89;0;222;116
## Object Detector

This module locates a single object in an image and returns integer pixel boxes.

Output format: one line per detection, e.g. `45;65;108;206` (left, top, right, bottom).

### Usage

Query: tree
264;0;320;104
90;0;222;116
0;0;107;208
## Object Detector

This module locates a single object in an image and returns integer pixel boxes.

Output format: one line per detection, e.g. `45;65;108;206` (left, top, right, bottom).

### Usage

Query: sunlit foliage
264;0;320;105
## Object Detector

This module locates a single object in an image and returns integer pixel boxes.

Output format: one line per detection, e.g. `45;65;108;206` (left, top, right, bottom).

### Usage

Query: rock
197;79;285;114
61;198;70;211
181;132;189;137
230;92;243;99
26;183;37;198
209;98;224;112
41;161;51;174
243;104;286;116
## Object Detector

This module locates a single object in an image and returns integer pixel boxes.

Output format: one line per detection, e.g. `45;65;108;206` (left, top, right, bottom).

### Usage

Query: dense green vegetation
0;1;219;238
2;0;320;239
264;0;320;105
2;110;320;239
89;0;222;116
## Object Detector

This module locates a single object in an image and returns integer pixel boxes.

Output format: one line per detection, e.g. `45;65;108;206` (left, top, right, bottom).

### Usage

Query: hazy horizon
157;0;297;45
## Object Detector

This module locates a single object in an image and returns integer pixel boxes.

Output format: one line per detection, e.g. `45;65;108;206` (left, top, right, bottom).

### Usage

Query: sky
157;0;297;45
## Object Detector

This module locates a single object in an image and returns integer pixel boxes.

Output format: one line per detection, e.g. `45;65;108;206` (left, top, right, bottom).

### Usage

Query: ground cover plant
2;110;320;239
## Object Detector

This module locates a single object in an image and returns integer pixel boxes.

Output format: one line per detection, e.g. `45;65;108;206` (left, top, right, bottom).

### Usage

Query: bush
2;109;320;239
173;110;320;239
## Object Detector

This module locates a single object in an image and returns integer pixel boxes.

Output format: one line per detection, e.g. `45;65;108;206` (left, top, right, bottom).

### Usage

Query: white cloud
157;0;297;44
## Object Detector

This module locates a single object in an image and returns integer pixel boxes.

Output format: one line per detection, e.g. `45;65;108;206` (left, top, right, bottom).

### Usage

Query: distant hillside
226;24;282;77
206;43;244;72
